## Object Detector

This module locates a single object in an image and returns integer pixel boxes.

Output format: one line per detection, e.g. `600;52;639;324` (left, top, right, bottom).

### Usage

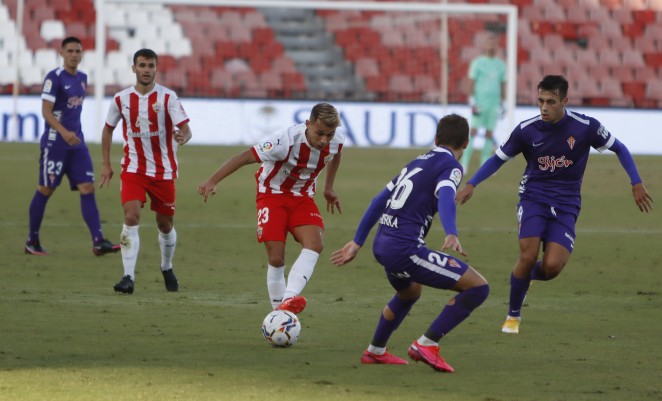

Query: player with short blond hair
198;103;344;315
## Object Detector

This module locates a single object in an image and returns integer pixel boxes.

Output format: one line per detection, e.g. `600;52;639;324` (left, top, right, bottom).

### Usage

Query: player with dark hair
456;75;653;334
197;103;344;315
100;48;192;294
25;36;119;256
331;114;489;373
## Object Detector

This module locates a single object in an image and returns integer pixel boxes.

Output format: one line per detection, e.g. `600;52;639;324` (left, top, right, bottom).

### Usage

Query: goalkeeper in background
461;32;506;173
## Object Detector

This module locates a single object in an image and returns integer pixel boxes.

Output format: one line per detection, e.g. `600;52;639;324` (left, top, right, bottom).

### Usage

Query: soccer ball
261;310;301;347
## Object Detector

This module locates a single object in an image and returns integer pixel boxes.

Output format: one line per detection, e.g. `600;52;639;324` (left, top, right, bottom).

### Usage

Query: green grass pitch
0;142;660;401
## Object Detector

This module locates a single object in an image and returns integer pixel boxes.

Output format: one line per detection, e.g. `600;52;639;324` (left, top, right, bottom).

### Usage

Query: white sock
159;227;177;271
417;335;438;347
267;265;286;308
283;249;319;300
120;224;140;280
367;345;386;355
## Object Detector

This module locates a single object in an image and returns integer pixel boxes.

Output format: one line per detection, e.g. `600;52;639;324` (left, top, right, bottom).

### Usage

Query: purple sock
28;191;49;242
370;295;418;348
80;193;104;244
508;272;531;317
425;284;490;342
529;260;550;281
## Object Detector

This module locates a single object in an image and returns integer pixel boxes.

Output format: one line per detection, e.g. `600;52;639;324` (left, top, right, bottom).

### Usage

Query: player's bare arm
197;149;258;202
98;125;115;188
324;152;343;214
174;123;192;145
632;183;654;213
455;184;475;205
42;100;80;146
330;240;361;266
442;234;467;257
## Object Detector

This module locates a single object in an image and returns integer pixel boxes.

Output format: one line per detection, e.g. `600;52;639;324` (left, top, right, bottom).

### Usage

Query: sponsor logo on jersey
43;79;52;93
565;232;575;248
537;155;573;172
259;141;274;152
567;136;575;150
449;168;462;187
378;213;399;228
67;96;84;109
390;271;411;279
127;130;165;138
597;125;610;140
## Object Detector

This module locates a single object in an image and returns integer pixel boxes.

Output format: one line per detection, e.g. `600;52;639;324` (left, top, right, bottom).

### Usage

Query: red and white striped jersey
105;83;189;180
251;123;344;197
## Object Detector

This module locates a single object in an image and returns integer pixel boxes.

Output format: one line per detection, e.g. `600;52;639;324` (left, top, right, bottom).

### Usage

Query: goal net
93;0;517;113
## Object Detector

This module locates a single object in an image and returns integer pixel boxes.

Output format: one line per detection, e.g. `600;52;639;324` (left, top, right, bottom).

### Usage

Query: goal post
95;0;518;134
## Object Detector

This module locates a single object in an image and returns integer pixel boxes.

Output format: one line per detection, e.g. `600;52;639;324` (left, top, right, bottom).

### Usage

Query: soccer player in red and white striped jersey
198;103;344;314
100;49;192;294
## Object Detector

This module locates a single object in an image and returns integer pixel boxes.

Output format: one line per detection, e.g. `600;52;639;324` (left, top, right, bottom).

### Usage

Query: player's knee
38;186;54;197
77;183;94;194
268;256;285;267
541;262;565;279
457;284;490;310
124;213;140;226
518;253;538;268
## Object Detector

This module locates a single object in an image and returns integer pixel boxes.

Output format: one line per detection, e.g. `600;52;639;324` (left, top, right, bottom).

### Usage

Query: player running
456;75;653;334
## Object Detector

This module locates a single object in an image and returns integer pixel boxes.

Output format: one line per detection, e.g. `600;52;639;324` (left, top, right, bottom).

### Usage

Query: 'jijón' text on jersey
40;67;87;147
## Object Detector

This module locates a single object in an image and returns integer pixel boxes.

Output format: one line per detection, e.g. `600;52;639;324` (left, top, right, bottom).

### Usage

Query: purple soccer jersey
40;67;87;147
496;110;615;214
372;147;463;257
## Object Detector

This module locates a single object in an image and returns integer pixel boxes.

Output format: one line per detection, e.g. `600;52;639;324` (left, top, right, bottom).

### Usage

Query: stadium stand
0;0;661;108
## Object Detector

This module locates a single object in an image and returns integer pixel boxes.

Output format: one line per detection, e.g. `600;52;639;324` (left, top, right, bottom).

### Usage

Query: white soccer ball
261;310;301;347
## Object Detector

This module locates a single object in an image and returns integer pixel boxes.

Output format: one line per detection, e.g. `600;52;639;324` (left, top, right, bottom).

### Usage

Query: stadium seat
40;20;65;42
644;80;662;101
621;48;645;67
598;48;621;67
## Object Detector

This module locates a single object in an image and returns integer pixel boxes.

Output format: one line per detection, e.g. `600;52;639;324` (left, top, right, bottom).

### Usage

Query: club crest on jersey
257;225;263;239
567;136;575;150
152;102;162;113
259;141;274;152
448;259;461;268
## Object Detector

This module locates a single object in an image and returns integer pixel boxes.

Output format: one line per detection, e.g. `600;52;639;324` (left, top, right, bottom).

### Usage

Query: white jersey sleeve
252;128;292;163
105;94;122;128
